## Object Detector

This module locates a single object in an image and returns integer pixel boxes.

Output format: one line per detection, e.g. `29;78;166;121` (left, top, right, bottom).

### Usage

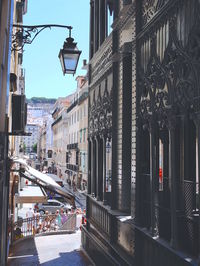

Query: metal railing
12;213;77;242
140;173;199;257
88;196;110;237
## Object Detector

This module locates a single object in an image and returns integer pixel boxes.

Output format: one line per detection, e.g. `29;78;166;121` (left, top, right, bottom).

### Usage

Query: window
77;110;79;121
50;201;60;206
80;152;82;166
66;152;69;163
80;130;82;143
76;151;79;165
80;109;82;120
48;150;52;158
83;128;86;142
82;153;85;169
107;1;114;36
84;104;86;117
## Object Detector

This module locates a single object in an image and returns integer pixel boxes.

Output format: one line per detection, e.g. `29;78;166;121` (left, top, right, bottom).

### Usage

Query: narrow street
63;183;86;210
8;231;92;266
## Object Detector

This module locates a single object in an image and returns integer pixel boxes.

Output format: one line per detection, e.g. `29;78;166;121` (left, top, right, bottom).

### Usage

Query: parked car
34;199;71;214
52;194;69;204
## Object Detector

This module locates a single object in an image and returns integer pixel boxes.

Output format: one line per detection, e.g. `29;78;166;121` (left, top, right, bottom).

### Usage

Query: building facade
0;1;14;264
21;123;40;153
51;97;72;178
82;0;200;265
66;91;81;189
0;0;28;264
66;75;88;191
77;76;88;191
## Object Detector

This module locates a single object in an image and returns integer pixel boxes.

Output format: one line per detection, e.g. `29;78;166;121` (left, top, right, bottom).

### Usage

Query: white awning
13;157;75;207
15;186;47;204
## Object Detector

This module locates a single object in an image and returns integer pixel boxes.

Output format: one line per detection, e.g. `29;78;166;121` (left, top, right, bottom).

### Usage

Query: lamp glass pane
64;53;79;71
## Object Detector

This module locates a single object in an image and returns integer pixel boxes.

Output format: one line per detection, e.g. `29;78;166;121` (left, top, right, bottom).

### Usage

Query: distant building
51;96;73;178
20;124;40;153
77;76;88;191
27;101;55;125
66;74;88;191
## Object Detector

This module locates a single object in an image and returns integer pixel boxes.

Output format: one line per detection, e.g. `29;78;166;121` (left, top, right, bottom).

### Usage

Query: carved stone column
168;116;178;249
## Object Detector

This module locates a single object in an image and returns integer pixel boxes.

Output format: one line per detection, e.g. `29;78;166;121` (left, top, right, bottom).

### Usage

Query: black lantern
12;24;81;76
58;29;81;75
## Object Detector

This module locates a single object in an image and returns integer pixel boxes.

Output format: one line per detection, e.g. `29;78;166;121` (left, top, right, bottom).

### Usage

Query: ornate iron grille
138;0;200;258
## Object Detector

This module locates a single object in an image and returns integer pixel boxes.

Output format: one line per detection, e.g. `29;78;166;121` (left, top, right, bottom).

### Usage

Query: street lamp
58;28;81;75
12;24;82;76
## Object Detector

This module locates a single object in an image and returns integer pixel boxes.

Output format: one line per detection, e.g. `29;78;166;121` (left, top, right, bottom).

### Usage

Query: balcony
67;99;78;113
66;164;79;172
78;91;88;105
67;143;78;150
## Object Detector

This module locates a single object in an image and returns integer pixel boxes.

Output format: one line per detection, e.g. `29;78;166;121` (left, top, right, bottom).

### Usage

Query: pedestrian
42;211;50;231
55;210;62;228
26;207;34;232
35;212;40;233
60;208;65;224
61;209;68;224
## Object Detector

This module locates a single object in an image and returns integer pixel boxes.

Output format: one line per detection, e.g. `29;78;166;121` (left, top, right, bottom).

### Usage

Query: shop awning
13;158;76;207
15;185;47;204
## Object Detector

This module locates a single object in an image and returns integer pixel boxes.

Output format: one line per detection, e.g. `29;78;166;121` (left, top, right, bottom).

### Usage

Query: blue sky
23;0;90;99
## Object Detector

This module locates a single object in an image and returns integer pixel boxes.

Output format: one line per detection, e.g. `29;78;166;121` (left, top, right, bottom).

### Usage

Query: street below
63;183;86;210
8;231;92;266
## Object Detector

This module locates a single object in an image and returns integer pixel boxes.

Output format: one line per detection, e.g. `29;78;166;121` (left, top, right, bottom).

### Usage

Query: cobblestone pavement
8;231;92;266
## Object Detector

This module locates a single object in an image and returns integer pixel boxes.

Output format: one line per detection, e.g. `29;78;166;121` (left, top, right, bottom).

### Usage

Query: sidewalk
8;231;92;266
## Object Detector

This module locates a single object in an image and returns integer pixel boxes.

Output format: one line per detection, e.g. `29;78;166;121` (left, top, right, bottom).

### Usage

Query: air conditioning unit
12;94;27;133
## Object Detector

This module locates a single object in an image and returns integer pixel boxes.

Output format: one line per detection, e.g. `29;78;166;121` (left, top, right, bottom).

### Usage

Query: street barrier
12;213;77;242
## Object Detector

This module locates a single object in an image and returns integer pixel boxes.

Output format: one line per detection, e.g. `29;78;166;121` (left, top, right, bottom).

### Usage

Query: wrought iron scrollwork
142;0;169;26
12;24;72;52
140;2;200;129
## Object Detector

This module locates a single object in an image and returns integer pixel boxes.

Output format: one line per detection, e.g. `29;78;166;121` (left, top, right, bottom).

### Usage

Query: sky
23;0;90;99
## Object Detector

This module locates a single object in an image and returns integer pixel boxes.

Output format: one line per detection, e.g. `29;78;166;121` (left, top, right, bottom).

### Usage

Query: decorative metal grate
140;173;199;256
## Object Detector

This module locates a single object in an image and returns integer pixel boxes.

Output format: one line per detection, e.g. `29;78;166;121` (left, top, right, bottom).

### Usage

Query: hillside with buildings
27;97;56;104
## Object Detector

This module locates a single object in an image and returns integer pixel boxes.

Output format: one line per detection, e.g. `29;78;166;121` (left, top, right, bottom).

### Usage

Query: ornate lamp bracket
12;24;72;52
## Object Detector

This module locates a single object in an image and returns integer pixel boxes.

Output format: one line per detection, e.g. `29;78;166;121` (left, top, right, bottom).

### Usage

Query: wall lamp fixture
12;24;82;75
